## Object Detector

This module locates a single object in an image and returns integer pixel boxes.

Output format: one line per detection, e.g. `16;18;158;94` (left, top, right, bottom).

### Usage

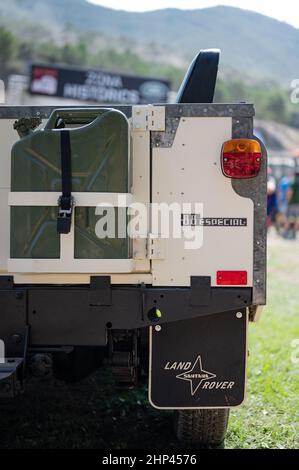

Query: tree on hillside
0;27;17;79
61;41;88;66
264;90;288;123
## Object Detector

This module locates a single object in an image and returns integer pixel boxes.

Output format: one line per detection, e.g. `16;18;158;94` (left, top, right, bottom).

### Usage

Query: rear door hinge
147;235;165;260
132;105;165;132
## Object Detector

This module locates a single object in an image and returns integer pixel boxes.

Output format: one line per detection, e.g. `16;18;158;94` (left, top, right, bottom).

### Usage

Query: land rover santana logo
164;355;235;396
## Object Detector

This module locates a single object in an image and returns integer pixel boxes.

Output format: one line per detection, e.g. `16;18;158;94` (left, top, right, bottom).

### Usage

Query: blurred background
0;0;298;449
1;0;299;186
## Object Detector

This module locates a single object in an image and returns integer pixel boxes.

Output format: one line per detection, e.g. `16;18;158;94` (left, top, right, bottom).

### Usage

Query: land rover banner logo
181;214;247;227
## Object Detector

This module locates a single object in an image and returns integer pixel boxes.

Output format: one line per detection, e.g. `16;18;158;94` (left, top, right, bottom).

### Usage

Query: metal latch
57;195;74;234
132;105;165;132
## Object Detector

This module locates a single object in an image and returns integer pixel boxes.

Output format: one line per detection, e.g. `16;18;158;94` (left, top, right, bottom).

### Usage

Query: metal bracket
190;276;211;306
57;195;74;234
88;276;112;306
132;105;165;132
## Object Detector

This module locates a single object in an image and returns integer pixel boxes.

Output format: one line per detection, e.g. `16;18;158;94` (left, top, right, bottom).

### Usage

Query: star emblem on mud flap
176;355;216;396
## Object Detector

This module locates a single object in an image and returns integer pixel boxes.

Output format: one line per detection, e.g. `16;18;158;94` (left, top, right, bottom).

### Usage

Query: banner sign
29;64;171;104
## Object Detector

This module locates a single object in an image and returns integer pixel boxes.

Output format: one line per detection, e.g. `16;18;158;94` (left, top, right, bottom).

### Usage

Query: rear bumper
0;275;253;349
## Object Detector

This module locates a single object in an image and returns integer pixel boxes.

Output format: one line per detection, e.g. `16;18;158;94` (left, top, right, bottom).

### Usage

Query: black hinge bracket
190;276;211;306
89;276;112;306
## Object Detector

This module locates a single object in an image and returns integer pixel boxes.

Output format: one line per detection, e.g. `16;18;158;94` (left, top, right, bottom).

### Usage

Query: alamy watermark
94;198;204;250
290;79;299;104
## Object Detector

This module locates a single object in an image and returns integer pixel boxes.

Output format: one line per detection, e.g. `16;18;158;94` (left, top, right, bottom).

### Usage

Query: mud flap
149;310;247;409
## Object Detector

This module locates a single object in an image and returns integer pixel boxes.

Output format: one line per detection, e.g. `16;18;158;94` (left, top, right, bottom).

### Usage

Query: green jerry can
10;108;130;261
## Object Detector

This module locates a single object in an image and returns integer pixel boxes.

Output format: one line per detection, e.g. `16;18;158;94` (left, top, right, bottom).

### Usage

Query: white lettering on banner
85;71;123;88
63;83;140;104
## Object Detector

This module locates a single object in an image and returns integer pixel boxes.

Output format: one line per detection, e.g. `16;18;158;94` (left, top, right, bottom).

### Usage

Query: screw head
11;334;22;344
236;312;243;319
155;325;162;332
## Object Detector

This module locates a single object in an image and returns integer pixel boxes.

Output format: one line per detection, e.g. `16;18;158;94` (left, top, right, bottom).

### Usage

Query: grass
0;235;298;449
226;235;299;449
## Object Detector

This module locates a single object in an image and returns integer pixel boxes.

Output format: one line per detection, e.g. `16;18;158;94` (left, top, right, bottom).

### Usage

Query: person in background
287;168;299;239
267;174;278;231
277;175;292;237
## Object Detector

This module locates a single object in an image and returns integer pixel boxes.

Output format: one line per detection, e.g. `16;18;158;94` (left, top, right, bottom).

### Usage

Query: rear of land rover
0;49;267;447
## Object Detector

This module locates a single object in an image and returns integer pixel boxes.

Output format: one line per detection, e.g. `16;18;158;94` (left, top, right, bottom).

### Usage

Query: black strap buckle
57;195;74;234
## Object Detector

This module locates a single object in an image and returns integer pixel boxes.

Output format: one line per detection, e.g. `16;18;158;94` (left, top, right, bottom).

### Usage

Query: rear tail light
221;139;261;179
217;271;247;285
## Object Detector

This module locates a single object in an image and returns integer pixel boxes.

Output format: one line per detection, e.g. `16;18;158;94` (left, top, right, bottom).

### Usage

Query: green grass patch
226;239;299;449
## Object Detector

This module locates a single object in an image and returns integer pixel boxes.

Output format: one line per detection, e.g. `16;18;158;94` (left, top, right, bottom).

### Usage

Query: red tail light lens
217;271;247;285
222;139;261;179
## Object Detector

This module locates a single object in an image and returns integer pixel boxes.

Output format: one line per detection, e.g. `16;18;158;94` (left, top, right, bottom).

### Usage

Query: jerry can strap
57;129;74;234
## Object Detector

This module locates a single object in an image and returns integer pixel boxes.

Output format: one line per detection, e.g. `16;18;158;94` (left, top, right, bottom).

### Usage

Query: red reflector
222;139;261;179
217;271;247;285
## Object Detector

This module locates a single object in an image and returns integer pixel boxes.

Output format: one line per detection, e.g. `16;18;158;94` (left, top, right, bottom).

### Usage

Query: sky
88;1;299;28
